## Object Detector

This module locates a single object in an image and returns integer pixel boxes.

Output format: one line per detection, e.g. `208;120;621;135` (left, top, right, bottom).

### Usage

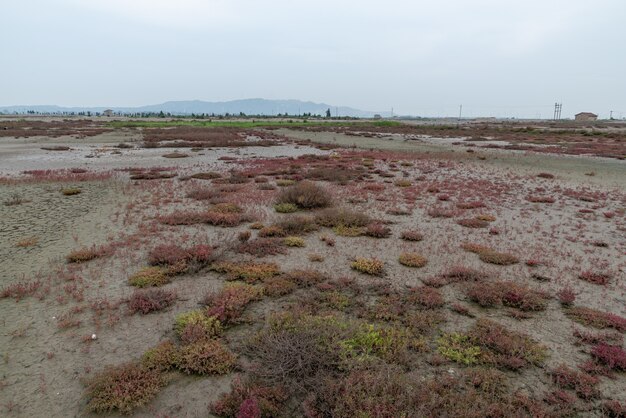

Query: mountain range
0;99;391;118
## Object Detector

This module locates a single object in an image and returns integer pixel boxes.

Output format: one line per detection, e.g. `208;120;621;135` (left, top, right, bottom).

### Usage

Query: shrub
128;267;170;287
210;377;288;418
66;246;107;263
591;344;626;371
238;230;251;242
274;203;298;213
537;172;555;179
437;333;482;365
466;281;548;311
456;201;486;209
85;363;166;414
427;207;456;218
403;310;445;334
400;230;423;241
284;236;305;247
258;226;287;237
212;262;280;283
469;318;547;370
602;400;626;417
315;208;370;228
333;225;364;237
176;340;236;375
461;242;492;254
364;222;391;238
61;187;81;196
478;250;519;265
557;287;576;306
394;179;412;187
236;238;287;257
457;218;489;228
308;253;324;262
148;244;212;272
0;279;42;301
142;340;180;371
283;269;327;287
443;266;486;282
174;310;222;339
203;283;262;325
550;364;599;399
263;276;297;297
527;196;555;203
398;253;428;268
15;236;39;247
128;288;177;314
406;286;444;309
564;307;626;332
275;215;319;235
579;271;612;285
351;258;384;276
276;179;296;187
275;181;332;209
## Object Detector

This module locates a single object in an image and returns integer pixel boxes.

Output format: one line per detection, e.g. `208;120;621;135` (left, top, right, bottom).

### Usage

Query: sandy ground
0;128;624;417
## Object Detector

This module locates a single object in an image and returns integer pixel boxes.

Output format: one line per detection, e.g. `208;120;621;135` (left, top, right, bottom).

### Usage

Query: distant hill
0;99;389;118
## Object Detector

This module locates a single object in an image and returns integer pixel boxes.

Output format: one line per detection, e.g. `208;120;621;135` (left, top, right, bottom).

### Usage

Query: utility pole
553;103;562;121
610;110;614;120
458;105;463;120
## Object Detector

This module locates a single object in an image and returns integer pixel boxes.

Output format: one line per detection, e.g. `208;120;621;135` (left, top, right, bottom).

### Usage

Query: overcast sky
2;0;625;118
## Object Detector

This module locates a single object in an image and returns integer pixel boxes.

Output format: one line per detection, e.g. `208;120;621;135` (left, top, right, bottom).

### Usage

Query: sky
1;0;625;118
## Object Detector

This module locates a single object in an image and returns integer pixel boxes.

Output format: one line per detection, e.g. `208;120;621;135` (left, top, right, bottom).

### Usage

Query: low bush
578;271;612;285
263;276;297;297
66;246;108;263
364;222;391;238
274;203;298;213
203;283;262;325
176;340;236;375
557;287;576;306
128;267;170;287
478;250;519;266
211;377;288;418
315;208;370;228
400;230;423;241
457;218;489;228
275;181;332;209
61;187;81;196
212;262;280;283
85;363;166;414
284;236;305;247
236;238;287;257
437;333;482;365
141;340;180;371
406;286;444;309
527;196;555;203
591;344;626;371
148;244;213;273
275;215;319;235
174;310;222;340
398;252;428;268
466;281;548;311
258;225;287;237
550;364;599;399
128;288;177;314
564;307;626;332
443;266;487;282
351;258;384;276
283;269;327;287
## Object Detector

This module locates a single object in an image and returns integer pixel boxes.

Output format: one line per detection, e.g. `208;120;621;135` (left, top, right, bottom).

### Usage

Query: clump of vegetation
211;377;288;418
351;257;384;276
527;195;555;203
203;283;262;325
61;187;81;196
457;218;489;228
564;307;626;332
400;230;423;241
128;288;177;314
437;333;482;365
274;203;298;213
176;340;236;375
148;243;213;273
275;215;319;235
236;238;287;257
462;244;519;266
578;270;612;286
174;310;222;340
466;281;549;311
364;222;391;238
557;287;576;306
275;181;332;209
591;344;626;371
284;236;305;247
212;261;280;283
66;246;109;263
398;252;428;268
128;267;171;287
315;208;370;229
263;276;297;297
85;363;166;414
141;340;180;372
550;364;599;399
276;179;296;187
258;225;287;237
15;236;39;248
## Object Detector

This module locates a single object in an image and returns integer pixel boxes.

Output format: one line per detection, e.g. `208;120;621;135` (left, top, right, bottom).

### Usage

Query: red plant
128;289;177;314
236;238;287;258
211;377;288;418
578;271;612;285
364;222;391;238
564;307;626;332
557;287;576;306
550;364;599;399
203;284;262;325
1;280;42;301
591;344;626;371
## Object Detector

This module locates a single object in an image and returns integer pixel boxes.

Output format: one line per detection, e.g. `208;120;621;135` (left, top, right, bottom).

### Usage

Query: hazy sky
2;0;625;118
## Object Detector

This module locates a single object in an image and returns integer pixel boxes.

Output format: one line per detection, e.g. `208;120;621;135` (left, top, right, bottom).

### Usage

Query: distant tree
326;108;331;118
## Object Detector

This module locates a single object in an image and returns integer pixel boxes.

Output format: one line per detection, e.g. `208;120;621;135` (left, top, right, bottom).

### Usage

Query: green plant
142;340;180;371
398;252;428;268
176;340;236;375
284;236;305;247
174;310;222;339
85;363;166;414
274;203;298;213
437;333;482;365
212;261;281;282
351;257;384;276
128;267;171;287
